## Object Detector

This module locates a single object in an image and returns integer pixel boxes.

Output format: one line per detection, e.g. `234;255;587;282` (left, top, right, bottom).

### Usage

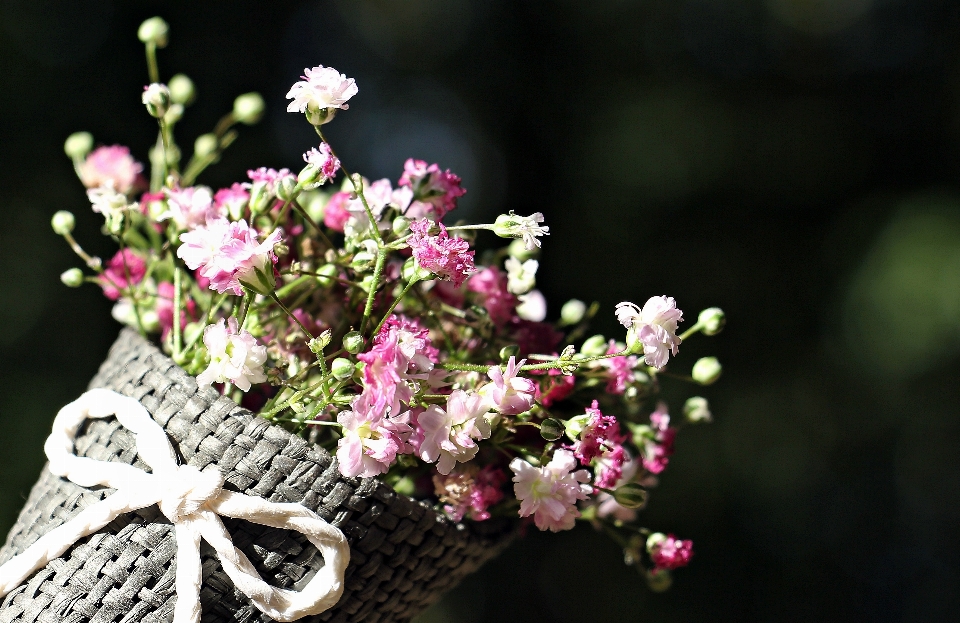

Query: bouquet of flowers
44;15;723;604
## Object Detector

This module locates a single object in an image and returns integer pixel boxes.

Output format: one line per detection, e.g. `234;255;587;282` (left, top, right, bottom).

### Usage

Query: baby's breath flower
286;65;358;125
492;211;550;250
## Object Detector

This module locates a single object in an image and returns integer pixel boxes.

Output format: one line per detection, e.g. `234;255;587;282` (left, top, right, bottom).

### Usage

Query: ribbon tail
172;520;203;623
0;488;143;597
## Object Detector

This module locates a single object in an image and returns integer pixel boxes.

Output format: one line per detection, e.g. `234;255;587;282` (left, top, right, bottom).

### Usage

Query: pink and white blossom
433;466;505;522
161;186;223;230
197;317;268;392
510;449;591;532
78;145;143;194
99;249;146;300
336;400;412;478
615;296;683;369
492;211;549;250
398;159;466;220
408;219;475;287
88;182;134;232
418;390;492;475
639;402;677;475
480;356;537;415
602;339;638;395
302;143;340;183
177;217;283;296
286;65;358;124
467;266;518;326
213;183;250;220
516;290;547;322
504;257;538;295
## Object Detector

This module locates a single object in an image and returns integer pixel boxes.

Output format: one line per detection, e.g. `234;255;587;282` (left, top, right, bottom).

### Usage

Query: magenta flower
535;369;575;407
467;266;518;326
323;191;352;232
433;466;505;522
398;159;466;220
568;401;626;467
603;339;638;395
408;219;475;287
213;183;250;219
648;534;694;571
616;296;683;369
302;143;340;183
99;249;146;300
286;65;358;124
509;449;592;532
177;217;283;296
639;402;677;475
79;145;143;194
161;186;223;230
480;356;536;415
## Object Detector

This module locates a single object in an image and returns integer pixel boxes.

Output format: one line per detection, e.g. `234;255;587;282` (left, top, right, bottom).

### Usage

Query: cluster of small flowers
53;27;725;587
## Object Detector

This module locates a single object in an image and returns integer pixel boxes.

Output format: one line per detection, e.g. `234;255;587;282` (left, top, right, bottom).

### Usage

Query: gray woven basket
0;328;513;623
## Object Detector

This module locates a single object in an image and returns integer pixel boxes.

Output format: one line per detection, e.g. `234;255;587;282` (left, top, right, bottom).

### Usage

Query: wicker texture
0;329;513;623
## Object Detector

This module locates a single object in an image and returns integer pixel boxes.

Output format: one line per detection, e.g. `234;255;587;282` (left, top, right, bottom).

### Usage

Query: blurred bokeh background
2;0;960;621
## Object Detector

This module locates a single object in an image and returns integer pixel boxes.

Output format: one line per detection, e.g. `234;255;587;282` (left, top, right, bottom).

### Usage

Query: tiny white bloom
492;211;550;250
505;257;539;295
516;290;547;322
286;65;358;125
197;318;268;392
88;182;135;234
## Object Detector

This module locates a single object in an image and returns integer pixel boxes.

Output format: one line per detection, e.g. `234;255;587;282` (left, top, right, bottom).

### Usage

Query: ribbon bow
0;389;350;623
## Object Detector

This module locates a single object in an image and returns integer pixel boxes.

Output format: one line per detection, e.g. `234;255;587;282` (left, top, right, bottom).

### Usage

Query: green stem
678;321;703;342
315;127;382;245
173;266;183;357
270;292;315;338
518;349;631;372
145;42;159;83
360;249;388;334
372;278;419;336
438;362;489;373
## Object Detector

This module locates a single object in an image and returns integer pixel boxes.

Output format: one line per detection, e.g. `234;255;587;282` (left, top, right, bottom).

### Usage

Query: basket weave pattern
0;329;512;623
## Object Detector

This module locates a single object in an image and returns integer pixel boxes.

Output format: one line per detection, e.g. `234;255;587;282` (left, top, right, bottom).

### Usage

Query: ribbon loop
0;390;350;623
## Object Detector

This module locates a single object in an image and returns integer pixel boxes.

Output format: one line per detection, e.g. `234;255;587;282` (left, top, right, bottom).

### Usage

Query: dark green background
2;1;960;621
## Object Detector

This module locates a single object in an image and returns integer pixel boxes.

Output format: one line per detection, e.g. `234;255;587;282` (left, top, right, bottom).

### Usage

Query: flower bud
698;307;725;336
298;164;321;187
142;83;171;118
168;73;195;105
60;268;84;287
683;396;712;423
194;133;218;158
625;326;644;356
276;176;299;202
560;299;587;325
331;358;355;381
163;103;184;124
499;344;520;361
507;237;538;261
315;263;338;287
137;17;169;47
401;256;431;282
51;210;75;235
691;356;722;385
646;532;667;552
392;216;410;236
233;92;265;125
644;568;673;593
613;483;648;509
564;414;589;441
63;132;93;160
351;252;376;272
539;418;564;441
580;334;607;357
343;331;364;354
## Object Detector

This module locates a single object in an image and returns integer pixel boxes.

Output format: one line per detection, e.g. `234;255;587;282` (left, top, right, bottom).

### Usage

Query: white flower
492;211;550;250
285;65;358;125
505;257;538;295
509;449;591;532
197;318;268;392
160;186;221;230
615;296;683;369
516;289;547;322
88;182;135;234
418;390;492;475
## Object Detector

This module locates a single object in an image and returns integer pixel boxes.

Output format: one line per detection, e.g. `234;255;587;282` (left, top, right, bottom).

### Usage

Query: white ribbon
0;389;350;623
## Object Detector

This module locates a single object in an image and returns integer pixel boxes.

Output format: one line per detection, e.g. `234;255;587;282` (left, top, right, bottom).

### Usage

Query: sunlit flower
418;390;492;475
616;296;683;369
197;317;267;391
408;220;475;287
480;356;536;415
177;217;282;296
286;65;358;125
161;186;222;230
510;449;591;532
398;159;466;220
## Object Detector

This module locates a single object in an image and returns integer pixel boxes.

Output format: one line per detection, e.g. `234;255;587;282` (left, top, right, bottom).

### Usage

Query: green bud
691;356;722;385
646;532;667;552
163;103;184;124
645;568;673;593
298;164;321;187
168;74;195;105
683;396;712;423
51;210;75;235
142;83;171;118
60;268;84;288
499;344;520;361
331;358;355;380
276;176;299;202
698;307;725;336
401;256;431;282
137;17;169;47
305;106;336;126
564;414;589;441
392;216;410;236
233;92;265;125
352;252;376;272
194;133;218;159
625;326;644;356
507;237;538;261
315;263;338;287
301;190;329;222
560;299;587;326
580;334;608;357
64;132;93;160
539;418;564;441
343;331;364;354
308;330;332;358
613;483;648;509
237;263;277;296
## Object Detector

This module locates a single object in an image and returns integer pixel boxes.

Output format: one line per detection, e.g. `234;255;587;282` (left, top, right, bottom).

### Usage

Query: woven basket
0;328;514;623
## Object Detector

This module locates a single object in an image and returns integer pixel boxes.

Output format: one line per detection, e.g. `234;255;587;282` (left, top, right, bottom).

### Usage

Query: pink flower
418;390;492;475
603;340;638;395
596;455;641;522
161;186;223;230
196;317;268;392
336;400;412;478
468;266;518;326
214;183;250;219
156;281;196;341
246;167;295;198
398;159;466;220
323;191;352;231
639;402;677;475
568;401;626;467
99;249;146;300
433;466;505;522
509;449;592;532
177;217;283;296
286;65;358;124
78;145;143;194
535;369;575;407
480;356;536;415
302;143;340;183
356;315;439;417
648;534;694;571
615;296;683;369
408;220;475;287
